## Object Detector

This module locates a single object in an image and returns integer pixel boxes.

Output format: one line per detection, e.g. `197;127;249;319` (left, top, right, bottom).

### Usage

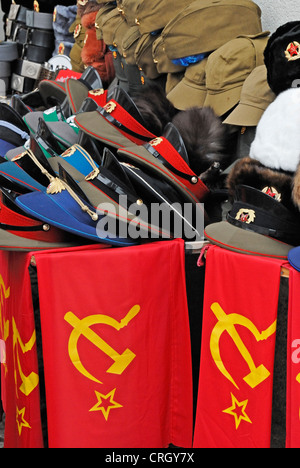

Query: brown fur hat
227;156;297;213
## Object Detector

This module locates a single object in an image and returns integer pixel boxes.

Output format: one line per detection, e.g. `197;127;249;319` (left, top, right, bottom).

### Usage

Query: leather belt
0;61;11;78
0;42;18;62
11;73;36;94
26;11;54;31
13;24;54;48
21;43;53;64
14;59;42;80
8;4;29;23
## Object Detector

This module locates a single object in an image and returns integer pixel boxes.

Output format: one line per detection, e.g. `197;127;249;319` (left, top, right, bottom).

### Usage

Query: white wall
255;0;300;33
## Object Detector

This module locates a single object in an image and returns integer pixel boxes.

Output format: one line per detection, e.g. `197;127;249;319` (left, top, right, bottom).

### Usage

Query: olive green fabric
152;35;185;75
167;57;208;110
135;0;192;35
116;0;142;27
95;3;116;40
121;25;141;65
205;221;293;259
223;64;276;127
134;33;161;79
162;0;262;60
69;15;86;73
203;32;270;116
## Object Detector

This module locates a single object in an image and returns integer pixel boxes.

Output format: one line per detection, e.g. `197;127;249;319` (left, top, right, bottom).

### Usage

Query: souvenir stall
0;0;300;450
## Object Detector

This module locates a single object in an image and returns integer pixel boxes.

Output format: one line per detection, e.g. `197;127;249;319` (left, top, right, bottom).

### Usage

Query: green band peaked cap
162;0;262;60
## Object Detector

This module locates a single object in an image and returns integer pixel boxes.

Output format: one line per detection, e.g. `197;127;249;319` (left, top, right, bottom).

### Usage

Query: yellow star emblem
89;388;123;421
223;393;252;430
16;407;31;436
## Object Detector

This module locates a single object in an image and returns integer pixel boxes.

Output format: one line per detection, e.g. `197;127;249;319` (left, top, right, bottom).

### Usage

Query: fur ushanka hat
264;21;300;95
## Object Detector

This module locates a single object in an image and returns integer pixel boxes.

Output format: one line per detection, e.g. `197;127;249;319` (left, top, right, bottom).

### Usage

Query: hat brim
15;190;137;246
65;78;89;114
205;221;293;259
117;144;203;205
38;80;67;107
24;112;79;147
204;86;243;117
0;160;45;192
167;79;207;110
223;102;265;127
288;246;300;271
0;227;79;251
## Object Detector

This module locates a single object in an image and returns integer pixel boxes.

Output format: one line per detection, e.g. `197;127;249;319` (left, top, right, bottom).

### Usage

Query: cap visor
24;112;79;147
65;78;89;114
16;190;136;246
204;86;242;117
167;81;207;110
205;221;293;259
0;160;45;192
0;228;79;251
288;247;300;272
223;102;264;127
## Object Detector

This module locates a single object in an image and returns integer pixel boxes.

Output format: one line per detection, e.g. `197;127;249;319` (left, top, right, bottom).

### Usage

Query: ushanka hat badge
264;21;300;95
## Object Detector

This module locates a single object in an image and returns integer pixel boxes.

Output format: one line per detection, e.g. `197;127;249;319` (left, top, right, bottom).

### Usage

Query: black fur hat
264;21;300;95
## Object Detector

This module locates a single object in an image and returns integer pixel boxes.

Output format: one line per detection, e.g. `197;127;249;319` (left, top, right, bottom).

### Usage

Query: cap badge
61;146;77;158
104;101;117;113
74;24;82;39
235;209;256;224
89;88;104;96
285;41;300;61
262;186;282;202
149;137;163;147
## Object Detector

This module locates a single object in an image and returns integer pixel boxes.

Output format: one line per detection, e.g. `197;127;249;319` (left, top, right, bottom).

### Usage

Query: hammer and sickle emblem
12;318;39;397
210;302;277;390
64;305;140;384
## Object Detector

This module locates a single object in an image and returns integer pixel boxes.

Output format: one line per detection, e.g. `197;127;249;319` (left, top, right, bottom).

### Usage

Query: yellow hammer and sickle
210;302;277;390
64;305;140;384
12;318;39;397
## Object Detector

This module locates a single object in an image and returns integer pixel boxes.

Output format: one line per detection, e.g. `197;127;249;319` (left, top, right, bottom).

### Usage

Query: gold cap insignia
33;1;40;12
285;41;300;61
89;88;104;96
104;101;117;113
149;137;163;147
235;209;256;224
262;186;282;202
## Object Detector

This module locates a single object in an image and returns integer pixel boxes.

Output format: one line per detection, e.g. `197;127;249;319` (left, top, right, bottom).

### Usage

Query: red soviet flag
286;266;300;448
0;251;44;448
193;245;284;448
34;239;193;448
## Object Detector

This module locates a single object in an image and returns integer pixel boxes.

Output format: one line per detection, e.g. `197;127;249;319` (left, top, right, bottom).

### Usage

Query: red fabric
34;239;193;448
81;11;115;86
147;137;210;201
193;245;284;448
286;266;300;448
103;99;156;140
0;251;43;448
